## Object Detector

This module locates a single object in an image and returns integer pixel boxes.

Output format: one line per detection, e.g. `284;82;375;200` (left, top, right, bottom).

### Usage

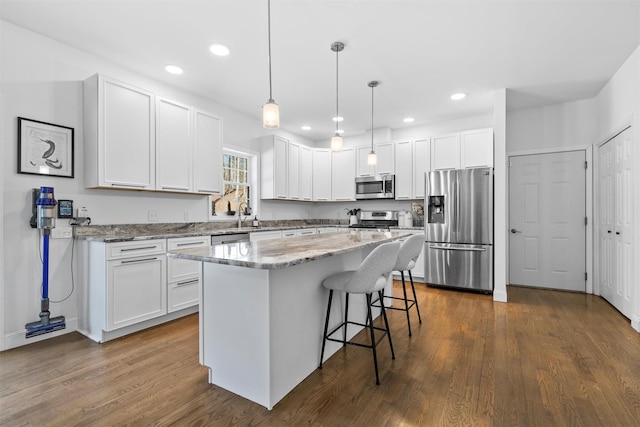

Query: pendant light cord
335;47;339;133
267;0;273;101
371;83;374;151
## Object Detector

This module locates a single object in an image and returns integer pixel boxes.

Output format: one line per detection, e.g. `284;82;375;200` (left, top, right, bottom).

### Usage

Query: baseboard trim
2;317;79;351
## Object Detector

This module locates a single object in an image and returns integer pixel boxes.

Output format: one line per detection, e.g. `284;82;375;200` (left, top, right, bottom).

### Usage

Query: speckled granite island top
167;230;411;269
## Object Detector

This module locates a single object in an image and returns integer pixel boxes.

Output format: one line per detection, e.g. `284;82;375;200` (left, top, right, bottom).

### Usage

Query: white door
598;127;633;317
509;151;586;291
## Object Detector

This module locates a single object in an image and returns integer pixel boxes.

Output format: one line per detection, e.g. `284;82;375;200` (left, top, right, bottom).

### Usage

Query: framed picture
18;117;74;178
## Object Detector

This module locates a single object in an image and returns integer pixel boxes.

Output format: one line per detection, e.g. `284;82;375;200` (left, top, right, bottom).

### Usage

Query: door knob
510;228;522;234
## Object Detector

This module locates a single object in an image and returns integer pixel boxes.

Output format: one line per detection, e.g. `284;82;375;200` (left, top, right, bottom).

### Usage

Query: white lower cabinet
167;236;209;313
250;230;283;241
78;239;169;342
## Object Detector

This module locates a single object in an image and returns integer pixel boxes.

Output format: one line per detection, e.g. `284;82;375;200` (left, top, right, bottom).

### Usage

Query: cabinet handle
121;246;157;252
121;257;158;264
177;279;199;287
111;183;147;188
176;242;203;247
161;185;189;191
616;231;621;235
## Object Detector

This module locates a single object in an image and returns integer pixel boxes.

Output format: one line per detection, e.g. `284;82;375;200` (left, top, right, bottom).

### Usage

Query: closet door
598;127;633;318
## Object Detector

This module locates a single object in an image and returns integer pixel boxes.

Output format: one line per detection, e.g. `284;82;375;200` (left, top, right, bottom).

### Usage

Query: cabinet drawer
107;240;166;260
168;278;200;313
167;236;209;282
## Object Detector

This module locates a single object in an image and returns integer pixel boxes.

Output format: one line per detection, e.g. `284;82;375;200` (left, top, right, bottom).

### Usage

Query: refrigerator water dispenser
427;196;445;224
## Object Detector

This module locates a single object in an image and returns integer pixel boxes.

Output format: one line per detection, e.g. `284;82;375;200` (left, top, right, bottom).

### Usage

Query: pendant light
330;41;344;152
263;0;279;128
367;81;379;166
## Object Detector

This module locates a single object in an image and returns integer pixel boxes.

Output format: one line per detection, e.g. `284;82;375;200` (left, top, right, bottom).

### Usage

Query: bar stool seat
372;233;423;336
318;240;401;385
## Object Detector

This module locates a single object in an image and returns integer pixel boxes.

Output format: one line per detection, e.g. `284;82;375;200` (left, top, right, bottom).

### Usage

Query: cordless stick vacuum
25;186;66;338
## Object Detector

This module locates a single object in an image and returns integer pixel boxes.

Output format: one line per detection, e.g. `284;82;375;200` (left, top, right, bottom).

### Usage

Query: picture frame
18;117;74;178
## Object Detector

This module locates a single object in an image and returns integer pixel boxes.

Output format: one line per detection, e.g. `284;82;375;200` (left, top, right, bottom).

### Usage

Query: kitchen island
167;230;409;409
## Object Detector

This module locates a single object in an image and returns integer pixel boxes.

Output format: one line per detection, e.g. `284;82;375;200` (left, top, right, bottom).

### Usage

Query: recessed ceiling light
164;65;184;75
451;93;466;100
332;116;344;122
301;125;311;131
209;44;230;56
403;117;415;123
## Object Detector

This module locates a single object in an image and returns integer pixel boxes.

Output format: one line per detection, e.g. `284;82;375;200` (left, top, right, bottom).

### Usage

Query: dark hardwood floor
2;283;640;426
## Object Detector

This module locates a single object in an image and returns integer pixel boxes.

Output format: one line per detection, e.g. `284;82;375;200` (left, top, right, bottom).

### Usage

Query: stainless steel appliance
350;210;398;230
355;175;395;200
424;168;493;292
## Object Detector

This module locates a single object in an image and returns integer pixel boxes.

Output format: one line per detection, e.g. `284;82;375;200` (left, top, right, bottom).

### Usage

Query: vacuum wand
25;186;66;338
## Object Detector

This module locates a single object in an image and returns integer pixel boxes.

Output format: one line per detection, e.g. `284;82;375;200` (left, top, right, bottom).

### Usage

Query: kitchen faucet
237;202;248;228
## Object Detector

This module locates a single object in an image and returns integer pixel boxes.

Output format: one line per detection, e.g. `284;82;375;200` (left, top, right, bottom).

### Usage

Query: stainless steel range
350;210;398;230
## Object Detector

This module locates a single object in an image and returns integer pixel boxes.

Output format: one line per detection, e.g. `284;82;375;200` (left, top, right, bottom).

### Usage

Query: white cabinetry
300;145;313;201
460;128;493;169
312;148;332;201
193;110;223;194
395;138;430;200
167;236;208;313
78;239;170;342
431;128;493;170
431;133;460;170
332;147;356;201
250;230;283;241
84;74;155;190
288;142;301;200
84;74;222;194
261;136;289;199
356;142;395;177
156;97;192;192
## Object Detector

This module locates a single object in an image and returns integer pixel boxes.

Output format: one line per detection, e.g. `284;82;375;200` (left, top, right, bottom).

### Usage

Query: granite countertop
73;221;424;243
167;230;412;269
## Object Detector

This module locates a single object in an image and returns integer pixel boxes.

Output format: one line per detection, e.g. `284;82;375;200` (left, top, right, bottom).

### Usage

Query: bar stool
372;234;423;336
318;241;401;385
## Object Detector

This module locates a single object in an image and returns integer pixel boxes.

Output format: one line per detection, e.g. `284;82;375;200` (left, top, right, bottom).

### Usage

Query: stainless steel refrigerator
424;168;494;292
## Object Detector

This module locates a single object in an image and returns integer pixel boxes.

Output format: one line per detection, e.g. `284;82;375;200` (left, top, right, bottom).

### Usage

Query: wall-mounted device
57;199;73;218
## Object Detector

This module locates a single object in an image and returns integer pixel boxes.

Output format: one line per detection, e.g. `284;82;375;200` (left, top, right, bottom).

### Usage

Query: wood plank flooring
2;283;640;426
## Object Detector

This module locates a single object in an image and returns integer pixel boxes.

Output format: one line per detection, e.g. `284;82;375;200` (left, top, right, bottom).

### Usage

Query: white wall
0;21;316;349
507;98;598;153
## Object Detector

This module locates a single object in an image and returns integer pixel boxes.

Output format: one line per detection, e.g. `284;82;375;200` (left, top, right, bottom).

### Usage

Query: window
211;150;255;218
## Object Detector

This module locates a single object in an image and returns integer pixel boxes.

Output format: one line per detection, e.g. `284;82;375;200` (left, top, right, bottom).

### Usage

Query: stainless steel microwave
355;175;395;200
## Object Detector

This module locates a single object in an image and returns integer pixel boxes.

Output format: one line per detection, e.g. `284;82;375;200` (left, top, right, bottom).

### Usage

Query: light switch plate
51;227;73;239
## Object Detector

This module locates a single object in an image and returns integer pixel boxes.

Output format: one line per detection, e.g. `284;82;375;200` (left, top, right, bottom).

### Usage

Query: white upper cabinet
300;145;313;201
413;138;430;199
260;135;289;199
431;133;460;170
193;110;223;194
394;140;413;199
431;128;493;170
356;142;395;177
332;147;356;201
395;138;430;200
288;141;301;200
460;128;493;168
312;148;332;201
84;74;155;190
156;97;192;192
84;74;223;194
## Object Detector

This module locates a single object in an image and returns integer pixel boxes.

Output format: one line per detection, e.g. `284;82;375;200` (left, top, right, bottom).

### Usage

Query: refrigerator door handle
429;245;487;252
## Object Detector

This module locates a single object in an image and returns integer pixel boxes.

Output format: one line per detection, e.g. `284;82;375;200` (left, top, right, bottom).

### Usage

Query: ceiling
1;0;638;142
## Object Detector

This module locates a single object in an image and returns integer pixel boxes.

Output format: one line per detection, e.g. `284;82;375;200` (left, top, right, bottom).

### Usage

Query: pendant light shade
263;0;279;128
367;81;379;166
263;100;279;129
330;41;345;152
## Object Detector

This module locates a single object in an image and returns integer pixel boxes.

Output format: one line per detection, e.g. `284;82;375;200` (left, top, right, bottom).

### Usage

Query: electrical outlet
51;227;73;239
148;210;159;222
77;206;89;218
